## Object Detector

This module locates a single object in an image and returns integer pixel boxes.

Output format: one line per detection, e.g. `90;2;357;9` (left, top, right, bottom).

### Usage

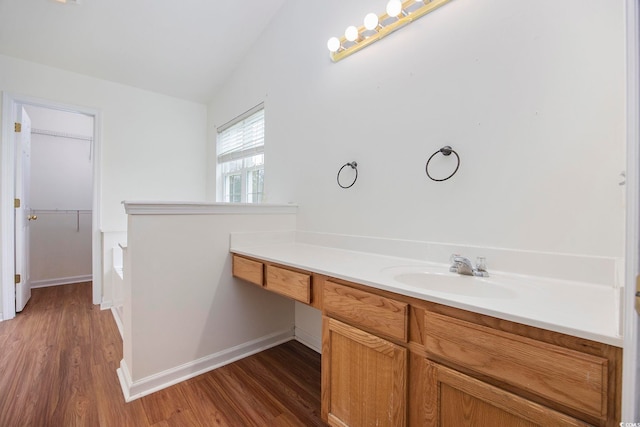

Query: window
216;104;264;203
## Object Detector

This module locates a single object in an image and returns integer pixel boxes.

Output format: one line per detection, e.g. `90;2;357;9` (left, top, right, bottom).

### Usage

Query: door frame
1;92;102;320
623;0;640;420
14;105;32;312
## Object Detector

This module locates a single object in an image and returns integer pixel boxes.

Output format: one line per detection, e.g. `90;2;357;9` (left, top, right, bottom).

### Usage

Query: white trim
116;328;295;402
122;201;297;216
216;102;264;133
294;327;322;354
30;275;92;288
0;93;102;320
0;93;17;320
110;306;124;339
91;109;103;306
623;0;640;420
100;299;113;310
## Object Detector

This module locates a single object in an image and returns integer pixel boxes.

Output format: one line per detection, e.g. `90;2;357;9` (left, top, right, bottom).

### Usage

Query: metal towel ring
337;161;358;189
425;146;460;182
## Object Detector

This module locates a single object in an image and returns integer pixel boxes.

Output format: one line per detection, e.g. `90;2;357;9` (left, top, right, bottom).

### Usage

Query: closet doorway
23;105;94;297
1;94;102;320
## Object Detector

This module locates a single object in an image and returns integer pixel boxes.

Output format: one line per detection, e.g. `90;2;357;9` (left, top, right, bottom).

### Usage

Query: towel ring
337;161;358;189
425;146;460;182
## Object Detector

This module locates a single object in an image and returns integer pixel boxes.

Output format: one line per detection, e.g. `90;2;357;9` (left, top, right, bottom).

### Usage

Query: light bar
327;0;453;62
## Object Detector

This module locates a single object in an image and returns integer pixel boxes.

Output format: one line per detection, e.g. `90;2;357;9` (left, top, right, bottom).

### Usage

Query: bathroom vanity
231;241;622;427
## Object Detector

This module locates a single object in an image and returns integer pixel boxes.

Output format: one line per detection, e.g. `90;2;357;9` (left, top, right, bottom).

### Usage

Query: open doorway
23;105;94;294
1;93;102;320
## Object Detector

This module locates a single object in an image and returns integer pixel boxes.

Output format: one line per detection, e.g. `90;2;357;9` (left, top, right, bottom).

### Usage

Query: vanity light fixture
327;0;453;62
386;0;404;18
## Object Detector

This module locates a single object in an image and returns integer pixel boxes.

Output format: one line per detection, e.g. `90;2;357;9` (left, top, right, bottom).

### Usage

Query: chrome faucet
449;255;489;277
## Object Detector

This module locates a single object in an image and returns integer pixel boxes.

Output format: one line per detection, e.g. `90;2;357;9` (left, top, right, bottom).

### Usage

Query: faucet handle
449;254;460;272
473;256;489;277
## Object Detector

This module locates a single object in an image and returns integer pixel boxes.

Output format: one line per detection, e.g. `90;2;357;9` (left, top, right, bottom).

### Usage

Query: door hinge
15;274;21;284
14;122;21;133
14;198;20;208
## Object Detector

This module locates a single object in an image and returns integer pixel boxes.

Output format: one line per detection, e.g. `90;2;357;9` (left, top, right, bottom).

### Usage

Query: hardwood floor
0;282;326;426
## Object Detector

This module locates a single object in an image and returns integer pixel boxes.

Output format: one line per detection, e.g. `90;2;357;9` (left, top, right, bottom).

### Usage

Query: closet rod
30;209;92;214
31;128;93;142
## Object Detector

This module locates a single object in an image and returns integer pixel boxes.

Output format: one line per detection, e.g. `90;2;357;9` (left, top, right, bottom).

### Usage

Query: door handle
27;215;37;221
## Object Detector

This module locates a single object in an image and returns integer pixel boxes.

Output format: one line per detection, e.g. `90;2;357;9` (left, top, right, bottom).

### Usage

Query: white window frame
216;103;265;203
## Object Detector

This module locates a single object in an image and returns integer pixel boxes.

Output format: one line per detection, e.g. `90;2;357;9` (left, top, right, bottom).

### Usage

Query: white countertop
231;241;622;347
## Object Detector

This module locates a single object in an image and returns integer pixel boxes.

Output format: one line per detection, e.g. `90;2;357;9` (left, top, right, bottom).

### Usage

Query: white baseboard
110;307;124;339
294;326;321;353
31;275;92;289
116;327;295;402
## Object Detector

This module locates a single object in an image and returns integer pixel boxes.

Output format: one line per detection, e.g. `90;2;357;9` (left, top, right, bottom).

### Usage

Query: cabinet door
322;316;407;427
424;361;590;427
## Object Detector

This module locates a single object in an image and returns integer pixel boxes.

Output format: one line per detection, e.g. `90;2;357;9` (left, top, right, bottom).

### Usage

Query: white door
15;106;32;312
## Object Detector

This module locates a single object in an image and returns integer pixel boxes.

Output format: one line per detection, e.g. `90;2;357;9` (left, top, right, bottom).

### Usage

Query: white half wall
119;202;298;400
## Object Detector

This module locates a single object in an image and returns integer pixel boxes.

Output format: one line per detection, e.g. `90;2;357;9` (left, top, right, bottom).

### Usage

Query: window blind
217;105;264;164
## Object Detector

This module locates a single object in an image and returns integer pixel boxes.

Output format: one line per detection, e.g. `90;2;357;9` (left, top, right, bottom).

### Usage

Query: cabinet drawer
232;255;263;286
323;281;408;342
425;311;608;419
265;265;311;304
426;361;590;427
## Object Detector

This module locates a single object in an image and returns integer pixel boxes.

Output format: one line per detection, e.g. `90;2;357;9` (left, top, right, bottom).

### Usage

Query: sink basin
381;266;516;299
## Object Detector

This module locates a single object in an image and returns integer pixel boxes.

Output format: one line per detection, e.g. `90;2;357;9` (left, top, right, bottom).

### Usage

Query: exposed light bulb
344;26;359;42
363;13;379;31
386;0;403;17
327;37;341;53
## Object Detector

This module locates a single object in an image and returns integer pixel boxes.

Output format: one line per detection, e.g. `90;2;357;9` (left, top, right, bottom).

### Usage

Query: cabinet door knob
27;215;37;221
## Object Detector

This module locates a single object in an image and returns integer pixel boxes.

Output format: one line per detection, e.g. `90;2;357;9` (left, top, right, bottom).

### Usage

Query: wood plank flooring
0;282;327;426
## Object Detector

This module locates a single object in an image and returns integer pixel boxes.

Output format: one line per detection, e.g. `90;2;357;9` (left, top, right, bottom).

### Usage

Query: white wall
208;0;625;259
0;54;208;307
26;105;93;210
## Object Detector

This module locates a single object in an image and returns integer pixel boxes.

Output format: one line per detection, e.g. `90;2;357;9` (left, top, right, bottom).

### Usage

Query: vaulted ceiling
0;0;287;103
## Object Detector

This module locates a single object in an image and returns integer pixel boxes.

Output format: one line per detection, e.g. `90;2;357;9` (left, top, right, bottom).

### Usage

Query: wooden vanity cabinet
322;281;410;426
231;254;621;427
322;316;407;427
